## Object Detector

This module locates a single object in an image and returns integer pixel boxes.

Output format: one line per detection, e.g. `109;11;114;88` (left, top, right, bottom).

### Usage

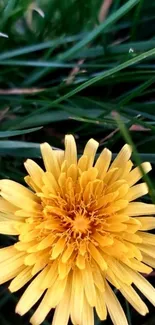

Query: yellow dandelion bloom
0;135;155;325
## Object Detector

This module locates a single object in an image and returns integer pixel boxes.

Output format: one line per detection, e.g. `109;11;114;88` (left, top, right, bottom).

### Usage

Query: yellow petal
62;244;74;263
54;150;64;168
125;242;142;261
106;269;120;289
16;267;48;316
30;293;52;325
108;214;129;223
92;232;113;247
103;168;118;184
40;143;61;178
24;250;47;266
42;172;59;194
9;266;33;292
115;183;129;200
102;239;128;257
126;183;148;201
0;212;22;222
125;162;152;186
110;144;132;169
124;218;141;233
0;245;17;262
89;243;107;271
103;199;128;214
106;180;126;194
125;266;155;306
105;281;128;325
30;270;66;325
95;287;107;320
0;252;25;285
0;191;40;212
78;155;88;172
93;265;105;292
0;197;17;214
24;159;44;189
82;261;96;307
124;258;152;274
15;240;37;252
44;276;67;308
142;253;155;268
67;164;78;182
138;231;155;245
104;223;127;232
0;221;21;235
37;233;55;250
95;148;112;179
52;276;71;325
51;237;66;260
41;261;58;289
82;295;94;325
119;281;148;316
83;138;99;169
65;134;77;167
121;160;133;178
122;232;142;244
79;167;98;189
19;229;39;242
0;179;38;202
96;191;119;209
138;243;155;258
15;210;40;218
125;202;155;216
32;254;49;276
76;254;85;270
107;258;132;285
136;217;155;230
71;268;83;325
25;175;40;192
58;259;71;279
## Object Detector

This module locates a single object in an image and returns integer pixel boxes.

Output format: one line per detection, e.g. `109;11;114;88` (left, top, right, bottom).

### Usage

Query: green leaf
118;77;155;106
0;34;85;61
57;0;140;61
0;127;42;138
9;46;155;130
0;141;41;157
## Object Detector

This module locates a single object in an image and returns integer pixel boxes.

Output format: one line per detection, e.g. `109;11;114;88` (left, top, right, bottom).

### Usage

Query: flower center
72;213;90;234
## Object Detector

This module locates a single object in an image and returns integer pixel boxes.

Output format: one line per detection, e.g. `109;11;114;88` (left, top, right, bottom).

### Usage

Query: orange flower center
72;213;90;234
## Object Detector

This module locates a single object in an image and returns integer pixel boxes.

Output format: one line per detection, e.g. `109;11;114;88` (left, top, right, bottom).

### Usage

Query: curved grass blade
9;46;155;129
0;127;42;138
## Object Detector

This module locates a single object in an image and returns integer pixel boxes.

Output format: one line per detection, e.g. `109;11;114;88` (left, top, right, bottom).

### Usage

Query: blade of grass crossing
1;0;17;26
125;301;132;325
0;127;42;138
9;46;155;129
0;35;86;61
57;0;140;61
131;0;145;40
118;77;155;106
22;0;140;85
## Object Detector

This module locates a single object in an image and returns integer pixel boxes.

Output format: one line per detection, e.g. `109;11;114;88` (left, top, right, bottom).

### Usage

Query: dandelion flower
0;135;155;325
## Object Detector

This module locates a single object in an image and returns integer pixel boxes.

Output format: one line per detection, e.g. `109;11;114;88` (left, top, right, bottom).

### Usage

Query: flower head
0;135;155;325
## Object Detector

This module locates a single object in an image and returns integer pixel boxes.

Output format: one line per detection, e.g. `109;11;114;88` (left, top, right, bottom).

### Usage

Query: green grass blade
11;46;155;129
57;0;140;61
0;34;85;61
118;77;155;106
0;127;42;138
